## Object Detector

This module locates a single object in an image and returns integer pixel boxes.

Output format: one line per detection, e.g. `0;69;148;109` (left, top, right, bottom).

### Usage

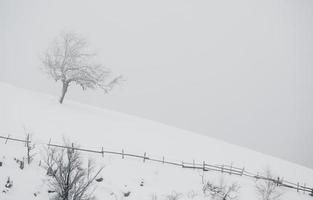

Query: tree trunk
59;81;69;104
63;188;69;200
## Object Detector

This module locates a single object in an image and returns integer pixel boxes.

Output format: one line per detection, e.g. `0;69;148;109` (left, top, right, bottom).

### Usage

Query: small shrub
123;191;131;197
5;177;13;189
165;191;182;200
255;170;283;200
203;178;240;200
186;190;198;199
95;177;103;182
43;142;103;200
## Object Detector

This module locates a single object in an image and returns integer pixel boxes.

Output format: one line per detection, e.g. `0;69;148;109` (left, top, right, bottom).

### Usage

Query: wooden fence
0;134;312;197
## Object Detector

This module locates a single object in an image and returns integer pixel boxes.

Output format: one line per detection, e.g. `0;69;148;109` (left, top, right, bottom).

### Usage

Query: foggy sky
1;0;313;168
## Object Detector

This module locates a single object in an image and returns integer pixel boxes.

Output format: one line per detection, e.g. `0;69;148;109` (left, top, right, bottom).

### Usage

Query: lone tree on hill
42;32;123;104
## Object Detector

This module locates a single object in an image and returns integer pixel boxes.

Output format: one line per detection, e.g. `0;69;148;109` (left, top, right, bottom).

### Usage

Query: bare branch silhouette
43;141;104;200
255;169;283;200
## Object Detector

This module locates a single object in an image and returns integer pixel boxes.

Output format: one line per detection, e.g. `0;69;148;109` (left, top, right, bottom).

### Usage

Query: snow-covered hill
0;82;312;200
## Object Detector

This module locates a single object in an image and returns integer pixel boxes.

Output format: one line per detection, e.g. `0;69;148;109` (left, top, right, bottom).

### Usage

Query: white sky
1;0;313;168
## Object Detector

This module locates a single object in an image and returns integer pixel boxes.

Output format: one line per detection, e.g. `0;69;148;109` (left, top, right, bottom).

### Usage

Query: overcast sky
1;0;313;168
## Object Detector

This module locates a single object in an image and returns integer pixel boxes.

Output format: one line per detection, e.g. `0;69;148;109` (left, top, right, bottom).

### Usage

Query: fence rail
0;134;312;196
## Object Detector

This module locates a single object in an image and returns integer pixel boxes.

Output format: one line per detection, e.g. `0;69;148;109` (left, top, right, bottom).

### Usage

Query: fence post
193;160;195;170
25;134;29;147
71;143;74;153
162;156;164;164
143;152;146;162
182;161;184;168
101;147;104;157
48;138;51;149
229;163;232;175
221;165;224;173
5;134;10;144
122;149;124;159
297;182;299;192
241;167;244;176
26;134;30;164
203;161;205;171
256;172;259;180
276;177;280;186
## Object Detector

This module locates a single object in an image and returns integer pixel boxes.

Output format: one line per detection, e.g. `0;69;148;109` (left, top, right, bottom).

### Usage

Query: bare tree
22;126;36;164
202;178;240;200
42;32;123;104
255;170;283;200
25;134;36;164
43;143;103;200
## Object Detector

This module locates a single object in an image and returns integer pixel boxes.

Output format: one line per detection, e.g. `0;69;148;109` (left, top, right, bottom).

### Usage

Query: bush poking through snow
95;177;103;182
43;143;104;200
5;177;13;189
186;190;198;199
165;191;183;200
140;179;144;187
202;178;240;200
34;191;40;197
255;170;283;200
123;191;131;197
14;157;24;170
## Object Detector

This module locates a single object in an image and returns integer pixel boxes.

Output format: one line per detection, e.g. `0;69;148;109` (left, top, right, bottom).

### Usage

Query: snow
0;82;312;200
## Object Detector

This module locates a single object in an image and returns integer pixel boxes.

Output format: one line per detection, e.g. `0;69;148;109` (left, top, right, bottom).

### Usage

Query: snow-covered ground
0;82;312;200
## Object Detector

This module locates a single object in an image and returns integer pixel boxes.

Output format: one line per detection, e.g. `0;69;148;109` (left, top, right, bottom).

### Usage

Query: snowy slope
0;82;312;200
